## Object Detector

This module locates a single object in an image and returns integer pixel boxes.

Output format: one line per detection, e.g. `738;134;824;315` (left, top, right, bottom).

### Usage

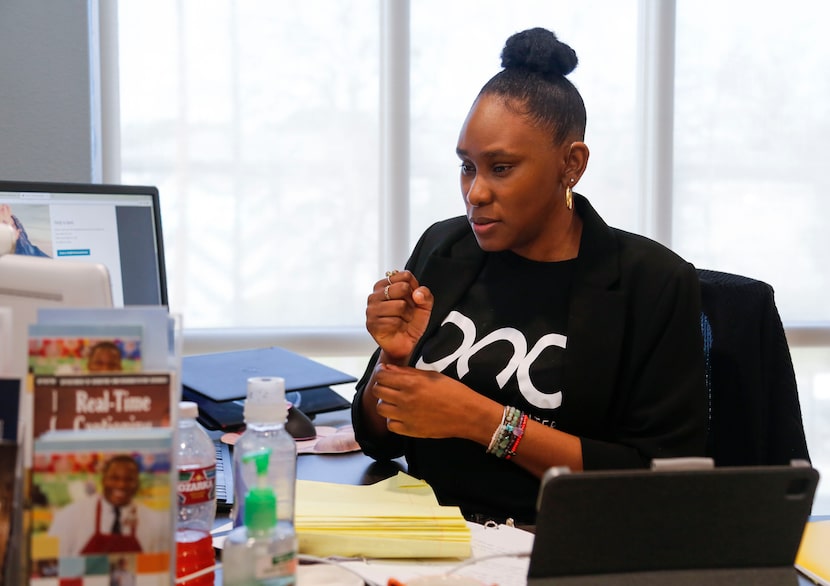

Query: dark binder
182;386;351;430
528;463;819;586
181;346;356;428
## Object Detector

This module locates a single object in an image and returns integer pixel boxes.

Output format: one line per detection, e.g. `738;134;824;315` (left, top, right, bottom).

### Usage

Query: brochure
31;373;172;439
29;427;174;585
0;378;21;586
27;323;143;375
36;307;176;373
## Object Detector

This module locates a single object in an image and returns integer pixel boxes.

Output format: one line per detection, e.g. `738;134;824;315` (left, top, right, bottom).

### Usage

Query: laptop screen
0;180;167;307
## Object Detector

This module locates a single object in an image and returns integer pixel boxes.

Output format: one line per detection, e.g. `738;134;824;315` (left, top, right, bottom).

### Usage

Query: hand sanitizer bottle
232;377;297;528
222;450;297;586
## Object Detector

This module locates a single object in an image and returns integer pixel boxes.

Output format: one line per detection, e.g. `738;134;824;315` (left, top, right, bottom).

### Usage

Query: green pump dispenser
242;449;277;534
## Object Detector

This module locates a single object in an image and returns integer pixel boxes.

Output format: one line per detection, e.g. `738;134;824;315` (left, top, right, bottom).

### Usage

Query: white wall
0;0;97;182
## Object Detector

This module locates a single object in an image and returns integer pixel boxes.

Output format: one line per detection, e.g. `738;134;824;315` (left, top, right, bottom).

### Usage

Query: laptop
211;431;235;510
528;463;819;585
0;180;167;308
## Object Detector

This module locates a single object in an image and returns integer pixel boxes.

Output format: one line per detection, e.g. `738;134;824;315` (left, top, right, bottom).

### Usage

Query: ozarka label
177;465;216;505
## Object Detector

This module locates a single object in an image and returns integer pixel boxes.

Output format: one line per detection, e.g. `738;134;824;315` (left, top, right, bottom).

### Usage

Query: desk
211;410;819;586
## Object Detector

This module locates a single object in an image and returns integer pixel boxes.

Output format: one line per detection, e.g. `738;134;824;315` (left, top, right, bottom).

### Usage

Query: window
116;0;829;512
673;0;830;322
119;1;381;329
672;0;830;514
118;0;642;330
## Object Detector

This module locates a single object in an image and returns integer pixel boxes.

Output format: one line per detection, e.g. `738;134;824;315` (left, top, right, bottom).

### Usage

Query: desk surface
297;408;406;485
213;408;819;586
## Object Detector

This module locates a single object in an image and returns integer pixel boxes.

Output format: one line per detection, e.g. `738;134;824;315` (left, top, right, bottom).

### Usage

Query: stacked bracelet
486;405;529;460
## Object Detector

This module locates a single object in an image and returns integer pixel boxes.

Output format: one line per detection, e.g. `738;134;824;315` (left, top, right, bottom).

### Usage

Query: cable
298;554;385;586
444;550;532;575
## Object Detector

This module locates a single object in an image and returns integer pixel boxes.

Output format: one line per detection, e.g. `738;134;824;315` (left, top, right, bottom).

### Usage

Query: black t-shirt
410;250;576;522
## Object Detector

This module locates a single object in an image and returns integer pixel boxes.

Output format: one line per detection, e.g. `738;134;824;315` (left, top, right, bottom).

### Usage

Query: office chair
697;269;810;466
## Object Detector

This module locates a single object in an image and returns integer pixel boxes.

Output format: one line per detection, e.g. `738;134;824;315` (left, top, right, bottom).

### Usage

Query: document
338;522;533;586
295;472;472;559
215;471;533;585
796;519;830;586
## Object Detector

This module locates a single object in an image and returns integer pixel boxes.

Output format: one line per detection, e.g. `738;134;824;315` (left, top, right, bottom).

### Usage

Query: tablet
528;463;819;585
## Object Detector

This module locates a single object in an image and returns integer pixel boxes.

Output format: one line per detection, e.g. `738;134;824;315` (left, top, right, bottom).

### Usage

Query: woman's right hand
366;270;434;364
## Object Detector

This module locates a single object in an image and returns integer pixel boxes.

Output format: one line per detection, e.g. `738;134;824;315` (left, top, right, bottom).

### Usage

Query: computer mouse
285;405;317;441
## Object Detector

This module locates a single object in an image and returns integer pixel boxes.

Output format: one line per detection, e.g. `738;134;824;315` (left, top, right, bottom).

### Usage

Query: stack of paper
796;519;830;585
295;472;472;559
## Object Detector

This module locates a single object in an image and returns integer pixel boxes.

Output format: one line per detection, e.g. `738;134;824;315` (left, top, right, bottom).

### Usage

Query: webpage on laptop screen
0;190;162;307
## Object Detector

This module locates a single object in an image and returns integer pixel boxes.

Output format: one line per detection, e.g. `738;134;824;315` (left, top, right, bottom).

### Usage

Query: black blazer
353;194;708;470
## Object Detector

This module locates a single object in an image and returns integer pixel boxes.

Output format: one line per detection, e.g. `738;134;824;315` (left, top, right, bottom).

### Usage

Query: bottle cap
244;377;287;423
179;400;199;420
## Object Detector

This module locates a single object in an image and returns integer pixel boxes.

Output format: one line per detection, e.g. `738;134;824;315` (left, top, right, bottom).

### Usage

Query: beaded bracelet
504;413;528;460
486;407;509;453
486;405;528;459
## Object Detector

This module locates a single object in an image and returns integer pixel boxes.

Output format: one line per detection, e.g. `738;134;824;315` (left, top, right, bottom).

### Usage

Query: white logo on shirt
415;310;565;409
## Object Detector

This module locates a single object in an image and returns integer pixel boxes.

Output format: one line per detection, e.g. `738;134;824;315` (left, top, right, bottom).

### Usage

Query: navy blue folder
181;346;356;428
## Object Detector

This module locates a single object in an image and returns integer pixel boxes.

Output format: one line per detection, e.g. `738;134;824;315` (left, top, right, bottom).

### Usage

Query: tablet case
527;464;819;586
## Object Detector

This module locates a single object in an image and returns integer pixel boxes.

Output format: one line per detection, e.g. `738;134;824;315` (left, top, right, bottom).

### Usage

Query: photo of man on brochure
29;449;171;572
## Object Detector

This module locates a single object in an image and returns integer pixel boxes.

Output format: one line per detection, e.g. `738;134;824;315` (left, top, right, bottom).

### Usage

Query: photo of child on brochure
28;335;142;376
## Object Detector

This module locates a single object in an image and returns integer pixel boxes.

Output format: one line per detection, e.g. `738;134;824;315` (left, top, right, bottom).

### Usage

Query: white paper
338;522;533;586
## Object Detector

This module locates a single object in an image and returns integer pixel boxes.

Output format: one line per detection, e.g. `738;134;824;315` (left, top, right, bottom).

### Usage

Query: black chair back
697;269;810;466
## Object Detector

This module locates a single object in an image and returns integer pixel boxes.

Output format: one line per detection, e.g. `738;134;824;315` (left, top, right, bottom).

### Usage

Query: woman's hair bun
500;27;578;77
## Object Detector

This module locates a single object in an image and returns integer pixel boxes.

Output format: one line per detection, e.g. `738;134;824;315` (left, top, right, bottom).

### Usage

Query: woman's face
456;94;575;261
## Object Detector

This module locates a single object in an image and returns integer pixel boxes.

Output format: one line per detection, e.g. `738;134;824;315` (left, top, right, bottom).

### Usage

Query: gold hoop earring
565;186;574;211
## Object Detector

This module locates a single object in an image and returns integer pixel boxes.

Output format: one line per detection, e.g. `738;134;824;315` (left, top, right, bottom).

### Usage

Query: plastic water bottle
232;377;297;528
176;401;217;586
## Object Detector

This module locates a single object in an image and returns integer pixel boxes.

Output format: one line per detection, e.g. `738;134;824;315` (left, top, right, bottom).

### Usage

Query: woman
351;27;707;524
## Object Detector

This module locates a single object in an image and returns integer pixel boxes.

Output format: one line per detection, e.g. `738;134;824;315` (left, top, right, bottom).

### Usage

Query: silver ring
383;285;391;300
385;269;398;285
